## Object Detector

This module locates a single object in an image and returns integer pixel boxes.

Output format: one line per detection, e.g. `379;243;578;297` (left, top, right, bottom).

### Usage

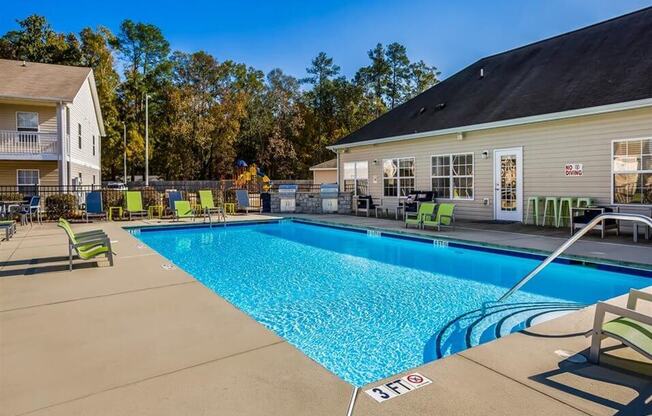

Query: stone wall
270;191;352;214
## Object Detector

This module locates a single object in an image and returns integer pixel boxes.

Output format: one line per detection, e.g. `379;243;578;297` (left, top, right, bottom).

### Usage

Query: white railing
0;130;58;155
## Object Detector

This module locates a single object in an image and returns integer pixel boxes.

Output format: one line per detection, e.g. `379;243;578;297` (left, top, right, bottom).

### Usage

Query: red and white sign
365;372;432;403
565;163;583;176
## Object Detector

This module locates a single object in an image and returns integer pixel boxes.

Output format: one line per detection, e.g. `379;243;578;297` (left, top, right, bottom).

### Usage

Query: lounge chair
83;191;107;222
20;195;41;225
59;218;107;240
57;218;113;271
125;191;147;220
355;195;375;217
405;202;436;228
236;189;254;214
198;190;225;221
422;203;456;231
167;191;182;216
0;220;16;241
588;289;652;365
402;191;436;218
174;200;195;221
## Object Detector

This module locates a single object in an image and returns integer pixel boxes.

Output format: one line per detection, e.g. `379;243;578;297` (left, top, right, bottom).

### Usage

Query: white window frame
16;169;40;187
431;153;475;200
343;160;369;196
16;111;39;132
610;137;652;205
382;157;416;197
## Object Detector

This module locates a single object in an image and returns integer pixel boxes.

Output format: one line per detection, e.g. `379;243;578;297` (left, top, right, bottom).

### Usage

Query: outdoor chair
20;195;41;225
571;206;618;238
405;202;436;229
59;218;107;240
355;195;375;217
422;203;456;231
402;191;436;217
125;191;147;220
58;218;113;271
235;189;254;214
174;200;195;221
167;191;183;216
198;190;225;221
588;289;652;366
83;191;107;222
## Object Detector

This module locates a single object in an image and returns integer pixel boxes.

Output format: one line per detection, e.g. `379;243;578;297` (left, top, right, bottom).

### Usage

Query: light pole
145;94;150;186
123;122;127;183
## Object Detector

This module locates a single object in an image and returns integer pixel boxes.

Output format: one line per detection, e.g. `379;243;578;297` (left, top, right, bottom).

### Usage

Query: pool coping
125;216;652;278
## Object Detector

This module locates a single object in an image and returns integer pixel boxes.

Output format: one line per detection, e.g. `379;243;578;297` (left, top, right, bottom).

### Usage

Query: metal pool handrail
499;213;652;302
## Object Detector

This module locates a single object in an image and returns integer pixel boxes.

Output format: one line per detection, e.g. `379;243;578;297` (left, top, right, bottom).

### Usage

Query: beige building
0;59;105;189
329;9;652;222
309;159;338;184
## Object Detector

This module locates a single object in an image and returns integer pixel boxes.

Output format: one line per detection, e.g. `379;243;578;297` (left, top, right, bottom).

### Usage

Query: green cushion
175;200;193;218
603;317;652;357
126;191;144;212
77;243;109;260
199;190;215;209
424;203;455;225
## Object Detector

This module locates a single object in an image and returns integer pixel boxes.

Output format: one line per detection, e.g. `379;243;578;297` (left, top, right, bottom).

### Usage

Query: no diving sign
364;372;432;403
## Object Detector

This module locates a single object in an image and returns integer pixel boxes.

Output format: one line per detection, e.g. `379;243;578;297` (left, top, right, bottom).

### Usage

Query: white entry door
494;148;523;221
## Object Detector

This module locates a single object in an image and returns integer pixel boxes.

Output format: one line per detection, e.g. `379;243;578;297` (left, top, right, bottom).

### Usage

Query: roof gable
335;7;652;147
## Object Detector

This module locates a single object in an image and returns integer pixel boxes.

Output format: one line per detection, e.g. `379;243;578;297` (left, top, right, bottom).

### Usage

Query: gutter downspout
57;101;68;187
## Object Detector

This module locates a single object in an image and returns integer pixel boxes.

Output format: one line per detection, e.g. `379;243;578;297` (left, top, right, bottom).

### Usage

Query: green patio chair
589;289;652;365
57;218;113;271
198;190;225;221
125;191;147;220
405;202;436;229
174;200;195;221
58;218;107;241
422;203;456;231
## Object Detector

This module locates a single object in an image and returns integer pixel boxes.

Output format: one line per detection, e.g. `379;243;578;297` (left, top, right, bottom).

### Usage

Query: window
17;169;39;194
16;112;38;132
92;175;96;185
431;153;474;199
66;107;70;135
612;138;652;204
343;161;368;195
383;157;415;197
78;123;82;149
92;135;96;156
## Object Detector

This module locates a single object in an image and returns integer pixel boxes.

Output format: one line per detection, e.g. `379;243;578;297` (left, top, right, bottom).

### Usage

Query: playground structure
234;160;271;192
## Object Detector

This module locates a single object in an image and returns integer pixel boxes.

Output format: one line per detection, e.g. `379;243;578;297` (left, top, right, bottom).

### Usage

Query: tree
407;60;441;99
385;42;410;108
0;15;80;64
354;43;389;116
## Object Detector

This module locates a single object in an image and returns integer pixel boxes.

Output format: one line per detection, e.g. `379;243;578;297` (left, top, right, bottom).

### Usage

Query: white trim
327;98;652;150
15;111;39;132
493;147;523;221
309;167;337;171
430;152;475;201
16;168;40;187
382;157;416;198
70;157;100;171
610;137;652;206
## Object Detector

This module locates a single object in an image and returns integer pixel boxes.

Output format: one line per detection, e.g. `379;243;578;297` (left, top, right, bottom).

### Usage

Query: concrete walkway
0;215;650;416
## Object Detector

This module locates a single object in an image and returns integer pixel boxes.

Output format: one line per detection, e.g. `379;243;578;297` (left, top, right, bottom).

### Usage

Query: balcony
0;130;59;160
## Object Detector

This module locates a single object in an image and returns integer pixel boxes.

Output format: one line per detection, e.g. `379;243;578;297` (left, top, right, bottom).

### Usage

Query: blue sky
2;0;651;79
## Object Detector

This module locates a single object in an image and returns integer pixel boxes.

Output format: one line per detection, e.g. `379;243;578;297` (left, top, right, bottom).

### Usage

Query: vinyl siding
0;104;57;132
67;78;101;181
0;160;58;186
338;107;652;221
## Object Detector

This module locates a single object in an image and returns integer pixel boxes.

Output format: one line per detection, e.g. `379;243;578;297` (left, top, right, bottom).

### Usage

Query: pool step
433;301;584;359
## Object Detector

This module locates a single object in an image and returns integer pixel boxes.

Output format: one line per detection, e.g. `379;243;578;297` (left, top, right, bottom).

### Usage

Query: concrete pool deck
0;215;650;416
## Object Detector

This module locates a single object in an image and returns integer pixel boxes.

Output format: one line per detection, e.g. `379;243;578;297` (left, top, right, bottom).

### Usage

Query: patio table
108;206;123;221
148;205;164;219
223;203;236;215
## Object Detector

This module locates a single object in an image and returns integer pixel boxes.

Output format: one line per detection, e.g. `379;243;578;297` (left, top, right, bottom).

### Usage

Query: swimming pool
131;220;650;386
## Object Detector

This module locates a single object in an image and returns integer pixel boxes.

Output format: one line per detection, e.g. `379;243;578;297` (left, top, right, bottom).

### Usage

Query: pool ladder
499;213;652;302
203;209;227;228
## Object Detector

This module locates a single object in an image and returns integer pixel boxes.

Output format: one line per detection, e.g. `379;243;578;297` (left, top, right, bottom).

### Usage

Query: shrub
103;190;124;210
1;192;23;202
46;194;78;219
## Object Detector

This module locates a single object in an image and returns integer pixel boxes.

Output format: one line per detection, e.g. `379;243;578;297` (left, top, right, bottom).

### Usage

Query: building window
431;153;474;199
343;161;368;195
613;138;652;204
383;157;415;197
66;107;70;135
17;169;39;193
78;123;82;149
92;135;96;156
16;112;38;132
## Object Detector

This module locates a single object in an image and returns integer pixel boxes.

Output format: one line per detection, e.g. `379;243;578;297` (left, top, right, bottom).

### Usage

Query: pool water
132;220;650;386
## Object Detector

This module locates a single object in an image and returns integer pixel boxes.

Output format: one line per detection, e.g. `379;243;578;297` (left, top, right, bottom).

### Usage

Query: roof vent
479;68;484;78
419;107;426;114
435;103;446;110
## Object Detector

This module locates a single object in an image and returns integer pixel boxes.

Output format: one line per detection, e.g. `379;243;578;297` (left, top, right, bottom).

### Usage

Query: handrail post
499;213;652;302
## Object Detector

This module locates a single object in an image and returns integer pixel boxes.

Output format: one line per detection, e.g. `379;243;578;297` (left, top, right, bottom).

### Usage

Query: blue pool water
132;220;650;386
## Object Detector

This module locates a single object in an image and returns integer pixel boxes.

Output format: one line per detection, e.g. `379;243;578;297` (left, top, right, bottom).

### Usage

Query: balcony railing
0;130;58;155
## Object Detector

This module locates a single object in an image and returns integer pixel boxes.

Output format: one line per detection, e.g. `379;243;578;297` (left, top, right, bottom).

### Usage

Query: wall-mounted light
373;159;378;166
482;150;489;159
